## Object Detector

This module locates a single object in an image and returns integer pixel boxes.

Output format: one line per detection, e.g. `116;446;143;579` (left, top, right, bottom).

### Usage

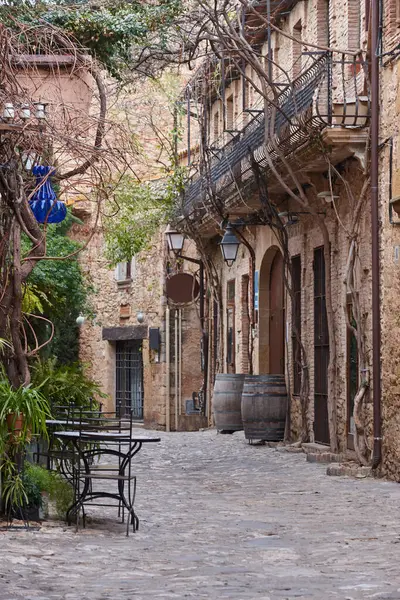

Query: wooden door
291;255;302;394
347;295;358;450
226;280;236;373
269;252;285;374
313;247;330;444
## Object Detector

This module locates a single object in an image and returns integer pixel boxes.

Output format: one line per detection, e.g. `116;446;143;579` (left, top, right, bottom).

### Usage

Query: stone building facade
75;224;204;430
378;6;400;479
74;75;205;431
174;0;396;469
74;0;400;481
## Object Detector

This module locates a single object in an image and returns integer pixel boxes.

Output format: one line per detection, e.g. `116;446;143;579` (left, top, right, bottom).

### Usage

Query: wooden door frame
258;245;283;374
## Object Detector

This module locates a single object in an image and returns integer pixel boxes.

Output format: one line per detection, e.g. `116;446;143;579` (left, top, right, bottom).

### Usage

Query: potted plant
17;463;73;521
0;379;51;442
0;375;51;519
2;462;44;521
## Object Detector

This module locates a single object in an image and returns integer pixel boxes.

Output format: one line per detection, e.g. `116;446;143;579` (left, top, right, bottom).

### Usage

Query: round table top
55;430;161;443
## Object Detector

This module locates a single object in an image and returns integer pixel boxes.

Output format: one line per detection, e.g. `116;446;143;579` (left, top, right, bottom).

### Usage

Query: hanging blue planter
29;165;67;224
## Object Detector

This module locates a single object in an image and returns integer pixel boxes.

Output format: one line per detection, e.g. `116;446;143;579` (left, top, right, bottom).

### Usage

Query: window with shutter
115;262;127;281
115;259;136;285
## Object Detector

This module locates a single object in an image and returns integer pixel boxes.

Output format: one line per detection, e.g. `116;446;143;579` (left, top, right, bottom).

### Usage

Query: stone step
302;442;344;463
327;463;373;478
306;452;345;464
302;442;331;454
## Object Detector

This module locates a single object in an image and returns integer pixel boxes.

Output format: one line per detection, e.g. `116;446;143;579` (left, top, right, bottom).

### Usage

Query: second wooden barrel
213;374;245;432
241;375;287;441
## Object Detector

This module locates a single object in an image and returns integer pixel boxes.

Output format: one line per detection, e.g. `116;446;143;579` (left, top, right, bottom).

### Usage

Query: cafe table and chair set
37;405;160;536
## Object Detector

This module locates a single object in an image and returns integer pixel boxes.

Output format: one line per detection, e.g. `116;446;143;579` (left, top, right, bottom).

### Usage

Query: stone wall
74;225;166;421
73;71;205;431
379;56;400;479
177;0;379;457
75;222;204;430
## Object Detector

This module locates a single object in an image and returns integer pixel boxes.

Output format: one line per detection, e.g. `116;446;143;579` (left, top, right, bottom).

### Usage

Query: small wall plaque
119;304;131;319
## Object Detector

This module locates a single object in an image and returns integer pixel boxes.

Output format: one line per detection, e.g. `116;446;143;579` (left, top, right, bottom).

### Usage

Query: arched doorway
259;247;285;374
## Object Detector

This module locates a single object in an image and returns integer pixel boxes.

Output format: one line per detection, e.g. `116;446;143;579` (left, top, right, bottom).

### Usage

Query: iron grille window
116;340;144;419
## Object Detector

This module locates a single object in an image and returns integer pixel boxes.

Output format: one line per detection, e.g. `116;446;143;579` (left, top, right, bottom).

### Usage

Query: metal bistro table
55;430;160;534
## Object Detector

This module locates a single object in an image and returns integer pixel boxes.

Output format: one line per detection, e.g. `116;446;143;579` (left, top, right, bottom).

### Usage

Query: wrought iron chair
60;407;138;536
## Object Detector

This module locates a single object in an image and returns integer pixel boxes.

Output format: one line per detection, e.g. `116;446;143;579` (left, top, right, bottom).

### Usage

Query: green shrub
30;358;108;411
24;463;74;519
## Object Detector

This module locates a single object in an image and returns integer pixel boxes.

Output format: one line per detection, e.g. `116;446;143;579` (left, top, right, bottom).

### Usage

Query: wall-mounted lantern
20;104;31;120
34;102;47;120
219;223;240;267
165;224;185;254
3;103;15;119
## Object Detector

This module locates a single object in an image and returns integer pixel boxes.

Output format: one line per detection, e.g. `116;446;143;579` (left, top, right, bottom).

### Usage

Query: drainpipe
371;0;382;469
174;309;178;432
166;305;171;432
178;308;182;415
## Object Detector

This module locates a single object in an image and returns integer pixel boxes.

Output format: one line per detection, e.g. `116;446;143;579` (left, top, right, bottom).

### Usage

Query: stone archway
258;246;285;374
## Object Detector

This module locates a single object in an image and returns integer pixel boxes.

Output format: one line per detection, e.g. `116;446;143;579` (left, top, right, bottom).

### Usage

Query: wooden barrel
213;374;245;432
241;375;287;441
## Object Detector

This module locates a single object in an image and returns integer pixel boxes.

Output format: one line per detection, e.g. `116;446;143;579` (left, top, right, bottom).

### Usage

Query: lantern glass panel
167;230;185;252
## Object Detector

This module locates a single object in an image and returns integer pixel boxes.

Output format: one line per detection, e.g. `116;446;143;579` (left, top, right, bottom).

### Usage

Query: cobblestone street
2;429;400;599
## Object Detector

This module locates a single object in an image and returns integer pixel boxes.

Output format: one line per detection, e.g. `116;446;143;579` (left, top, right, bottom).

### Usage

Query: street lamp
34;102;47;120
20;104;31;120
165;224;185;254
219;224;240;267
3;103;15;120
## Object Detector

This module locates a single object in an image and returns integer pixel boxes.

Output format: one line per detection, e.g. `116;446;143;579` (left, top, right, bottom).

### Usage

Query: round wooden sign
166;272;200;304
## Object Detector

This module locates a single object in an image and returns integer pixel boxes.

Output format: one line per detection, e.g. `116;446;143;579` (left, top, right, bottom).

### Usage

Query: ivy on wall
104;167;186;265
0;0;183;79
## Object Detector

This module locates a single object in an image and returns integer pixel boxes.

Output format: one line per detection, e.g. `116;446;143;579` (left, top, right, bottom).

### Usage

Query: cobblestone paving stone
2;429;400;599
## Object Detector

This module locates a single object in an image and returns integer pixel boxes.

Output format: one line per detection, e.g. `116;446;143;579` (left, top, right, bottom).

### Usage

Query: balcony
182;52;369;217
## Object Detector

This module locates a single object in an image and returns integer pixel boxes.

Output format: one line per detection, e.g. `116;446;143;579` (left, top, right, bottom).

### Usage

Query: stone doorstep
300;442;341;463
326;462;373;478
275;443;305;453
302;442;332;454
306;452;346;463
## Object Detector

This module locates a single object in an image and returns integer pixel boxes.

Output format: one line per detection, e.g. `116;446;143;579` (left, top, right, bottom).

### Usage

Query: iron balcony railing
183;51;369;212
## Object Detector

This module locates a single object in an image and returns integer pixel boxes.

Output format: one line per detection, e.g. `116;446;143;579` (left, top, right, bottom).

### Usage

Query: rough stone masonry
2;430;400;600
